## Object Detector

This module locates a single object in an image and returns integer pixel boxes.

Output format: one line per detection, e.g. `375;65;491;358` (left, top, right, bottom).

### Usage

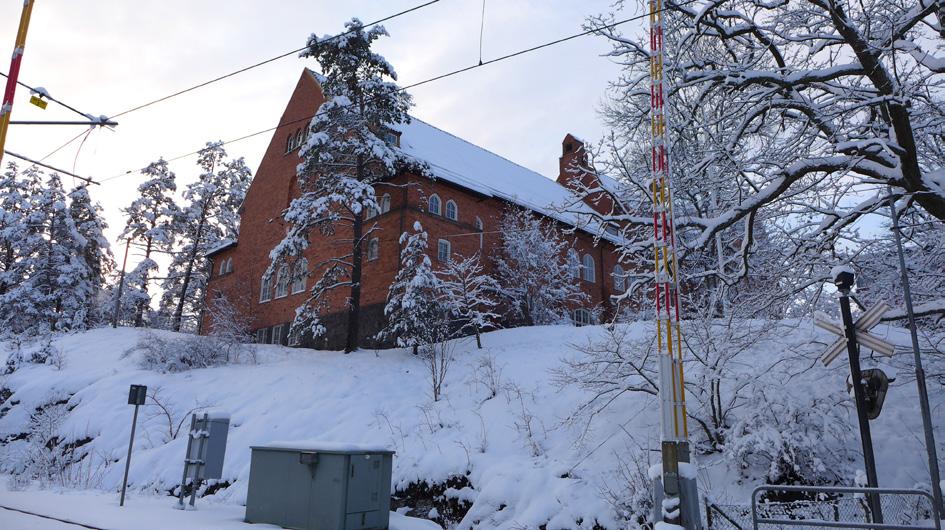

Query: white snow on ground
0;323;942;529
0;481;439;529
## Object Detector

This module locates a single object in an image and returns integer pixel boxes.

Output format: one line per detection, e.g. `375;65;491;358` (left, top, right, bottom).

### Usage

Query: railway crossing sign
815;302;895;366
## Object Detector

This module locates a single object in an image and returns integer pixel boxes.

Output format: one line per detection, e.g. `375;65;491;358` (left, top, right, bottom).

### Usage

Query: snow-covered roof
394;118;615;241
205;239;236;258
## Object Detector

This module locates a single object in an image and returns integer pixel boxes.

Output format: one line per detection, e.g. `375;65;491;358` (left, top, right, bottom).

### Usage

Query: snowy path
0;485;441;530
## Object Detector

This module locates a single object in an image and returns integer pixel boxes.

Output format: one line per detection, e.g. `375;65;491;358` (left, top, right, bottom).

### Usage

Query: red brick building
203;69;626;349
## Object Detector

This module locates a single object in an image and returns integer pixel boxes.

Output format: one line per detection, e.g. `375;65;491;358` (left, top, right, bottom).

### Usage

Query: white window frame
219;259;227;276
573;308;592;326
380;193;391;214
613;264;626;292
225;258;233;274
437;239;451;262
256;328;267;343
428;194;441;215
271;324;284;345
445;200;458;221
287;328;301;347
291;260;307;294
474;217;483;231
260;273;273;303
274;264;290;298
365;205;378;219
367;238;379;261
568;250;581;280
582;254;596;283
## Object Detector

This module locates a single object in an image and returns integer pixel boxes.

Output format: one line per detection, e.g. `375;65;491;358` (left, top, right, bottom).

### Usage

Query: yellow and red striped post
649;0;697;527
0;0;37;165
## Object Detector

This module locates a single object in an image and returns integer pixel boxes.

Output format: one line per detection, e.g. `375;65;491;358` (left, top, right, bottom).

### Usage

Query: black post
836;277;884;523
119;403;139;506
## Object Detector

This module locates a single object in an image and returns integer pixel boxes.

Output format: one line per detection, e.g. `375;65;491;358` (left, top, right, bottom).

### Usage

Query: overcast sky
1;0;642;265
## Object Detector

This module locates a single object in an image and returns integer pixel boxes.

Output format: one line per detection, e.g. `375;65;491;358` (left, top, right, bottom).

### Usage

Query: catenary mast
649;0;700;527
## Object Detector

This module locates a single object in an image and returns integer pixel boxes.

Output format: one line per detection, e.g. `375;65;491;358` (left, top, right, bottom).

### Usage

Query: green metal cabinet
245;444;394;530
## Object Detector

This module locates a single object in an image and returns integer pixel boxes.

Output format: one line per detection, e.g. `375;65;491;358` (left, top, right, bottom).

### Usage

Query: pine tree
67;185;114;326
270;18;421;352
161;143;251;332
377;222;442;350
120;158;178;326
436;252;500;349
494;207;587;326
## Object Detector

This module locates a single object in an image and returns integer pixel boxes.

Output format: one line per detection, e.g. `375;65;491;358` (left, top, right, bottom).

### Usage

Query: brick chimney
557;133;589;190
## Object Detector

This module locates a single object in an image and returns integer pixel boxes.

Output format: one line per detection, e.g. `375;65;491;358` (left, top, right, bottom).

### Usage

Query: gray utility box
245;443;395;530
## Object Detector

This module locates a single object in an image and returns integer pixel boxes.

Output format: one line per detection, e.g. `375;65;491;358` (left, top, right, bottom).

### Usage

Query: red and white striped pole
649;0;698;527
0;0;37;165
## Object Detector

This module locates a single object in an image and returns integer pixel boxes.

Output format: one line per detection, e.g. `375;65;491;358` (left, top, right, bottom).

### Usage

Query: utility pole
0;0;37;165
647;0;701;527
833;267;884;523
887;195;943;516
112;239;130;327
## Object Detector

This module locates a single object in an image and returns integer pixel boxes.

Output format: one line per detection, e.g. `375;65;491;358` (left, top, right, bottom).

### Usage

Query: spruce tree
67;185;114;326
378;222;441;350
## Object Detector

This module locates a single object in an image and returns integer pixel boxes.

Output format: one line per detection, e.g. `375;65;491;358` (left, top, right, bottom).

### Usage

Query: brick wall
202;69;626;349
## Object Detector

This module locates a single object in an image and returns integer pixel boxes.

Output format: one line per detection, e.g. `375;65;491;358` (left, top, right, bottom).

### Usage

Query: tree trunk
134;235;153;327
475;327;482;349
173;212;209;332
345;154;366;353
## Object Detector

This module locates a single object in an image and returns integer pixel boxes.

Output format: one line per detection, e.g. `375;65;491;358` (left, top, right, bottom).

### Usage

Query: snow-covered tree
270;18;423;352
579;0;945;317
377;222;442;351
0;163;32;298
436;252;500;349
160;142;251;332
67;185;114;325
494;207;587;326
1;172;93;333
120;158;178;327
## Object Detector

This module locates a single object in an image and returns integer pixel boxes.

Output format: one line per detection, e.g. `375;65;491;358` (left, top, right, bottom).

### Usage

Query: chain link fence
704;486;940;530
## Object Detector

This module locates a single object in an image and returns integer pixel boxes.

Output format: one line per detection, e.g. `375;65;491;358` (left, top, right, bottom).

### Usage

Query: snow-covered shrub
3;338;65;373
601;451;656;530
724;385;854;485
131;332;234;373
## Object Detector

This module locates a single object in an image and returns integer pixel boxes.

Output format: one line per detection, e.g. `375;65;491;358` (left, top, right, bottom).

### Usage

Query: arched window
613;264;626;292
582;254;596;282
428;194;441;215
274;264;290;298
286;134;293;153
291;260;307;294
445;200;458;221
225;258;233;274
219;259;227;276
367;238;380;261
260;273;273;303
573;308;593;326
474;217;483;232
380;193;391;214
295;129;303;150
365;204;378;219
568;250;581;280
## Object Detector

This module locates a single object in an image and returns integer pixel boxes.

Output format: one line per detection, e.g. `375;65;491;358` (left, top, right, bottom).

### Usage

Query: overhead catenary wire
99;4;686;185
106;0;443;120
0;71;104;122
3;149;99;185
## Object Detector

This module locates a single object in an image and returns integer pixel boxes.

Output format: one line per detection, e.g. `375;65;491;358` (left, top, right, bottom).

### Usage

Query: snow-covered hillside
0;323;942;529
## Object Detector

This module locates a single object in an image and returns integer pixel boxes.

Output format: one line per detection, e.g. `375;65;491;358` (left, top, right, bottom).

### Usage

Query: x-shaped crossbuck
815;302;896;366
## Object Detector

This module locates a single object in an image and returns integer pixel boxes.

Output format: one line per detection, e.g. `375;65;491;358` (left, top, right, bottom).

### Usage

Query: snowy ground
0;323;942;529
0;479;439;529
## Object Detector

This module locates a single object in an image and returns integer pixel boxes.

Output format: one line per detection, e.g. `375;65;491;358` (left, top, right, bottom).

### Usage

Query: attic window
565;142;575;154
380;128;400;147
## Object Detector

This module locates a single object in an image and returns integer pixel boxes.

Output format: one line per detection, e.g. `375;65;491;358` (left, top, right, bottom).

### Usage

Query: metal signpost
120;384;147;507
817;269;896;524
